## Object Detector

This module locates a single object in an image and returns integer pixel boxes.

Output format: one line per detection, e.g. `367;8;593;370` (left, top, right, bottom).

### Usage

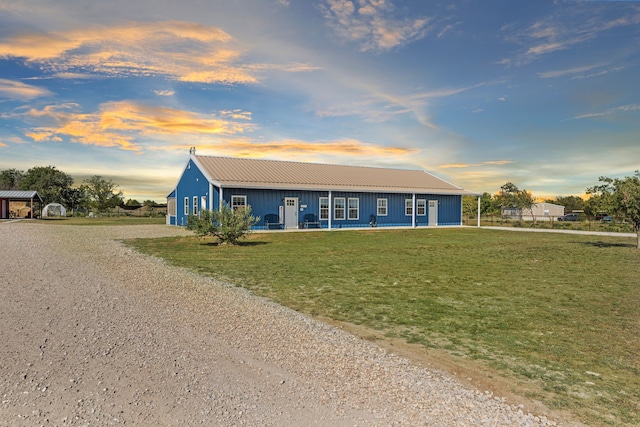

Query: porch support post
219;187;224;211
328;190;332;230
412;193;416;228
477;195;481;227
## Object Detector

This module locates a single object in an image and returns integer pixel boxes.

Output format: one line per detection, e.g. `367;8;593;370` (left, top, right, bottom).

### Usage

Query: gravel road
1;222;561;426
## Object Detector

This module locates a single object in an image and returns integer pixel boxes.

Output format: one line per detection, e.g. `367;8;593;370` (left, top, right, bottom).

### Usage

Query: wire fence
462;215;635;233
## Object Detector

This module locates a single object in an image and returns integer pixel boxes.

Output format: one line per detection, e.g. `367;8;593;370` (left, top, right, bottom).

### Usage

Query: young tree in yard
588;171;640;248
81;175;124;213
187;204;259;245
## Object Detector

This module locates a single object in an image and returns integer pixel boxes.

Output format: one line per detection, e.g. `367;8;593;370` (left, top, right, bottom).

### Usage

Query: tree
187;204;259;245
480;192;501;215
587;171;640;249
61;187;86;216
0;168;24;190
497;182;535;220
19;166;73;205
462;195;478;218
81;175;124;213
125;199;141;207
545;195;585;213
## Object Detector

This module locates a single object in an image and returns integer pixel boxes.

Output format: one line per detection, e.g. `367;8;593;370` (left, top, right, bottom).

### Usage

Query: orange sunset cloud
10;101;254;152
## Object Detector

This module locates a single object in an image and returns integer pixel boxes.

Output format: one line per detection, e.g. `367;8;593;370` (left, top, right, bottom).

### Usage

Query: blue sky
0;0;638;202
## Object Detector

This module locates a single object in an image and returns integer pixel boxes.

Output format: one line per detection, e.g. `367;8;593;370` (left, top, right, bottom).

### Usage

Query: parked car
558;213;580;221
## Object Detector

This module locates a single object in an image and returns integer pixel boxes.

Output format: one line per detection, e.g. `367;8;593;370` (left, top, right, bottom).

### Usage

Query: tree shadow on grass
580;241;636;248
200;240;269;247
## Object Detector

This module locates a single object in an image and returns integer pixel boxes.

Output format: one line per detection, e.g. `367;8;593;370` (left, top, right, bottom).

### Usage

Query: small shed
503;202;565;221
0;191;43;219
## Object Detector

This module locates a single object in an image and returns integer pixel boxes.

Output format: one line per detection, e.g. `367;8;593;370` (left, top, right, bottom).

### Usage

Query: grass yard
127;227;640;426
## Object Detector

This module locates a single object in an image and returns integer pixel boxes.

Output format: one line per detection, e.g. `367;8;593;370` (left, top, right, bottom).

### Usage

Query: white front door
428;200;438;226
284;197;298;229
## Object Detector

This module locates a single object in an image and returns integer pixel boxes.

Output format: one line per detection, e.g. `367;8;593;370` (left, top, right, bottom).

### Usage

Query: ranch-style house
167;150;479;230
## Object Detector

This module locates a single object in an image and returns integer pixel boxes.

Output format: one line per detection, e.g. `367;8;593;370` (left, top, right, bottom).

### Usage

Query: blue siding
174;159;211;226
170;160;463;229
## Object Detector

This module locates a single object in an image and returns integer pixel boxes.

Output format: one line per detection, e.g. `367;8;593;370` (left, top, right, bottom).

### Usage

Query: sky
0;0;639;202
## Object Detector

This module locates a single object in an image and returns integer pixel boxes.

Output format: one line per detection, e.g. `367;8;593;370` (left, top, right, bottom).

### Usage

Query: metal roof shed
0;191;43;219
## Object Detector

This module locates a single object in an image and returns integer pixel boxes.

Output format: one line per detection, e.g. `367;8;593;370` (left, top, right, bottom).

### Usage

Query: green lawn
127;227;640;426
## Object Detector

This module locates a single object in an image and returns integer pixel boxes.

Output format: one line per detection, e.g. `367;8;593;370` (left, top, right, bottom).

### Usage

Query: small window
377;198;387;216
231;195;247;210
417;199;426;216
184;197;189;215
348;198;359;220
405;199;413;216
334;197;345;220
319;197;329;220
193;196;198;216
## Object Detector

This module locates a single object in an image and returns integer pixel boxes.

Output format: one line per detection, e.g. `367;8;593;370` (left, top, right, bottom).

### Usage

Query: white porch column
328;190;332;230
412;193;416;228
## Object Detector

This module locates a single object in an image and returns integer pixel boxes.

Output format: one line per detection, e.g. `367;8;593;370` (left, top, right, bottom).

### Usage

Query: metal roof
192;155;479;195
0;190;43;201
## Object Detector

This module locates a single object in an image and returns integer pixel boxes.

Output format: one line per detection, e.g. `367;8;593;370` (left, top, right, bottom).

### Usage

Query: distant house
0;191;43;219
167;151;478;230
503;202;565;221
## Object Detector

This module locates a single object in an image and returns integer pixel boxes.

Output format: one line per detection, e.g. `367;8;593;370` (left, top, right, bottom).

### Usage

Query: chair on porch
303;213;320;228
264;214;282;230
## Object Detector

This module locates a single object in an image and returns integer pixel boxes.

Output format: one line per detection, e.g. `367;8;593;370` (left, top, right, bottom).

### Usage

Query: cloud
158;138;418;162
0;20;315;84
538;63;605;79
2;101;255;152
154;90;175;97
315;81;485;128
500;5;640;66
0;141;6;147
0;78;53;100
573;104;640;120
440;160;513;169
320;0;432;52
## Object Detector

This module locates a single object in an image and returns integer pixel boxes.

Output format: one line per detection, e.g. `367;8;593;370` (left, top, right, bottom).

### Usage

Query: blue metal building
167;151;479;230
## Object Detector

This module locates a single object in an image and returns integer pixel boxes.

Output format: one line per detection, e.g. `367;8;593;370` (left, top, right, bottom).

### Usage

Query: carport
0;191;43;219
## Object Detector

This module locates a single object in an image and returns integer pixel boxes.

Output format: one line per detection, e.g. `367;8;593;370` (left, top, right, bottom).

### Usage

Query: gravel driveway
1;222;560;426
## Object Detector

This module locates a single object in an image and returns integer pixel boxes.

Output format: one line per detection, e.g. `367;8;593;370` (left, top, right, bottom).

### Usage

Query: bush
187;204;260;245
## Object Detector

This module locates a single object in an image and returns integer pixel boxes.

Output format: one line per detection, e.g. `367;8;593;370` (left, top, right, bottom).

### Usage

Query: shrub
187;204;260;245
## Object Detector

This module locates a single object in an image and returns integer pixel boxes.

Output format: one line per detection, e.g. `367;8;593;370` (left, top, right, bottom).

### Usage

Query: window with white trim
184;197;189;215
405;199;413;216
193;196;198;216
377;198;387;216
417;199;426;216
231;195;247;210
348;198;359;220
334;197;345;220
319;197;329;220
